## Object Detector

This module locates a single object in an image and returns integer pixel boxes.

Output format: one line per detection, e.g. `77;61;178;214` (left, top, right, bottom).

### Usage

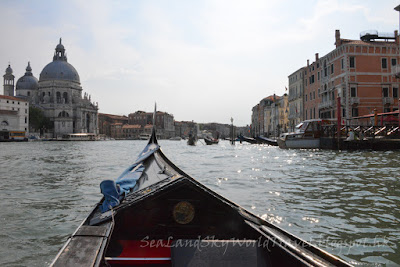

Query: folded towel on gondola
100;143;160;212
100;180;124;212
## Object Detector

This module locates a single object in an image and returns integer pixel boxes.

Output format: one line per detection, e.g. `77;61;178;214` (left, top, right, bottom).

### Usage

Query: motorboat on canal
51;114;350;266
277;119;335;149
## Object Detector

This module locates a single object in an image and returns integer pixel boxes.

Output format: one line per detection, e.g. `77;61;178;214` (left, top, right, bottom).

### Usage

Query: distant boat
204;137;219;145
169;136;182;141
239;135;257;144
139;133;151;140
60;133;97;141
51;121;352;267
187;134;197;146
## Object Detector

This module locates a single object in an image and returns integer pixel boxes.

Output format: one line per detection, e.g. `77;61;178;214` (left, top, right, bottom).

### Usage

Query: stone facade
3;39;99;138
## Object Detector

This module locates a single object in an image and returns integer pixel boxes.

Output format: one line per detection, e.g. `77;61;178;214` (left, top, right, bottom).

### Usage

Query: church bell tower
3;64;15;96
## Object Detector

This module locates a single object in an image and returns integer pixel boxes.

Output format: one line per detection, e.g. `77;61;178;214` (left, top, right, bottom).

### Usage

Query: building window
384;107;391;113
63;92;68;103
393;87;398;98
317;72;320;80
382;87;389;97
382;58;387;69
352;107;359;117
392;58;397;66
349;56;355;68
341;58;344;69
350;87;357;97
25;117;27;123
27;92;30;96
331;64;334;74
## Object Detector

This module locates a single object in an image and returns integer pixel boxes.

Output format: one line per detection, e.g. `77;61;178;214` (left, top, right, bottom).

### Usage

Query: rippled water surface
0;140;399;266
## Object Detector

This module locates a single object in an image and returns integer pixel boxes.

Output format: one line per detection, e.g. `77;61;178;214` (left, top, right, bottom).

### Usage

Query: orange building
302;30;400;124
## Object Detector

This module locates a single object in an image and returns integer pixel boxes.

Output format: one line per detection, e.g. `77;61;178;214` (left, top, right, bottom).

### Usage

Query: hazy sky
0;0;398;126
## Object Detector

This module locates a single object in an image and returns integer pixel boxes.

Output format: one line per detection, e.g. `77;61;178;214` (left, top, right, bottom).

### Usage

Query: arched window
63;92;68;104
1;121;8;126
58;111;69;117
56;92;61;103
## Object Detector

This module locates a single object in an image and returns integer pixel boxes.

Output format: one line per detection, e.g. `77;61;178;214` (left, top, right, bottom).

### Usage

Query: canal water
0;140;399;266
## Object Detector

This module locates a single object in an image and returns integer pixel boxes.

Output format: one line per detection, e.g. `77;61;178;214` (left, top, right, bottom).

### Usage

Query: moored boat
278;119;334;149
256;136;278;146
51;119;351;267
239;135;257;144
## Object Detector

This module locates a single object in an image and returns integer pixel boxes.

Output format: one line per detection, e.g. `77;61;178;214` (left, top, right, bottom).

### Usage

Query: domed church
3;39;99;137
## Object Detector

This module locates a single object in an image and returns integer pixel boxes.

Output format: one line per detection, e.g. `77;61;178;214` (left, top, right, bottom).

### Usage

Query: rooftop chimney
307;59;310;66
335;29;341;47
315;53;319;61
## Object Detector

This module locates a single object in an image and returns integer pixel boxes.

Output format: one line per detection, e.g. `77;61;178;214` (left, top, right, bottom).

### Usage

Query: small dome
5;64;13;74
56;38;65;52
16;62;39;90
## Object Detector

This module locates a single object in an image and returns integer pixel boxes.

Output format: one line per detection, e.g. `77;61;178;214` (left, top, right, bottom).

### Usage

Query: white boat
277;119;334;149
139;133;151;140
60;133;97;141
169;136;182;141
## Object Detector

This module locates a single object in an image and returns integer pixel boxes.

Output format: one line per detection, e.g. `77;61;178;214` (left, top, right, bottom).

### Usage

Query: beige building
270;94;289;137
288;67;305;131
0;95;29;140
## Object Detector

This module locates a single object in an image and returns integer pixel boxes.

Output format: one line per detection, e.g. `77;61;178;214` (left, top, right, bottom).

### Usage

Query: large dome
39;38;80;83
16;62;39;90
40;60;80;83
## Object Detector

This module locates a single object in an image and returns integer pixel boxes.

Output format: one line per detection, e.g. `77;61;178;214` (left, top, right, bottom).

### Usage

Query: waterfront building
301;30;400;124
288;67;305;131
2;39;99;138
122;124;142;139
98;113;128;137
251;96;277;137
270;94;289;137
0;95;29;140
128;110;175;139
